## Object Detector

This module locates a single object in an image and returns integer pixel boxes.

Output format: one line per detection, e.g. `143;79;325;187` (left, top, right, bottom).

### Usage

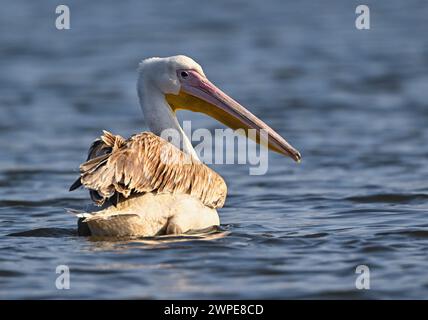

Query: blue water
1;0;428;299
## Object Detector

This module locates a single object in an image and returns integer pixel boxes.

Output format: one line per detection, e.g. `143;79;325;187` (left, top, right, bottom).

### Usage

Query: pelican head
137;55;301;162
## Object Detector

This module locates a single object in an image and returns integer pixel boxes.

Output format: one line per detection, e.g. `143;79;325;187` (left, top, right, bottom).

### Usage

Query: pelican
69;55;301;237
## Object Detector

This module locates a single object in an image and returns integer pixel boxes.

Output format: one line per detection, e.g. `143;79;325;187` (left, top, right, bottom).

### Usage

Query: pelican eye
180;71;189;78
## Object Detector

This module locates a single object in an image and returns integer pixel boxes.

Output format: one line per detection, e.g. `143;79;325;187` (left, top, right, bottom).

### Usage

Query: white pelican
69;55;301;237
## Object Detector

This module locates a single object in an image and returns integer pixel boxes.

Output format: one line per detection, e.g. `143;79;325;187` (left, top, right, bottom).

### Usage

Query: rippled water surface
1;0;428;299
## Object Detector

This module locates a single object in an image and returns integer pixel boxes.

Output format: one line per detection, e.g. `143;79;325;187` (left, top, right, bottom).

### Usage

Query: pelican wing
70;131;227;209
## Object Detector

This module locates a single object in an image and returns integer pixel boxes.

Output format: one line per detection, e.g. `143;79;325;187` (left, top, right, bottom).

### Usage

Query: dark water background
1;0;427;299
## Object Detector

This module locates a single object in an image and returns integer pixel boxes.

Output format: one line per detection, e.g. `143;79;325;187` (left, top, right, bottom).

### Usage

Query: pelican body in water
70;55;301;237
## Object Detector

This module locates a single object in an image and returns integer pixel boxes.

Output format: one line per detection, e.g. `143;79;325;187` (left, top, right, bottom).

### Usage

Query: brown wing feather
70;131;227;209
